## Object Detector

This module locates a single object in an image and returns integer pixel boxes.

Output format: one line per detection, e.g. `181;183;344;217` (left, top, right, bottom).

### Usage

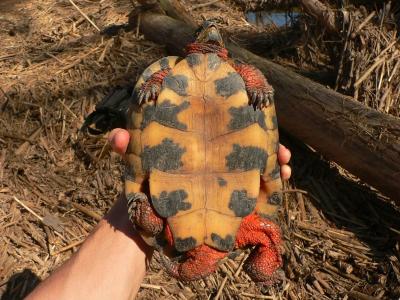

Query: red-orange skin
235;214;282;282
161;214;282;282
132;197;164;235
185;42;229;60
134;43;282;282
139;68;171;101
233;64;273;94
133;196;282;282
140;44;269;101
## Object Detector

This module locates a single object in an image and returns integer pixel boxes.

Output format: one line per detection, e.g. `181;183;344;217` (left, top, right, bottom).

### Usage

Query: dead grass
334;3;400;117
0;0;399;299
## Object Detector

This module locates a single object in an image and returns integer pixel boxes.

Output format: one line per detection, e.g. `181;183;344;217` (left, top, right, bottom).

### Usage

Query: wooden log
135;12;400;203
298;0;344;34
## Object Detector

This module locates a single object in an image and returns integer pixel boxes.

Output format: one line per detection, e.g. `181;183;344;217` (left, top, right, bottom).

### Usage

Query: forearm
27;196;152;300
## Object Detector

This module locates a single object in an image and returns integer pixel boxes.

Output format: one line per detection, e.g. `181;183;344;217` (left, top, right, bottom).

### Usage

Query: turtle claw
137;68;171;105
258;93;265;107
157;247;180;278
265;91;274;107
251;91;257;106
146;90;151;102
138;83;161;105
151;85;158;100
138;91;146;105
127;191;164;235
256;269;286;290
127;192;148;223
248;88;274;109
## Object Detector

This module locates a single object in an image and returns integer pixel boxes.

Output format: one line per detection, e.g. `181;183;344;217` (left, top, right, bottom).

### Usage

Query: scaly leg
231;61;274;109
133;56;181;105
137;68;171;105
125;179;164;236
158;244;227;281
235;214;283;284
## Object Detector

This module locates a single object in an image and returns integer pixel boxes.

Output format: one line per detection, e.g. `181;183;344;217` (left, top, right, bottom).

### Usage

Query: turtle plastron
124;22;284;284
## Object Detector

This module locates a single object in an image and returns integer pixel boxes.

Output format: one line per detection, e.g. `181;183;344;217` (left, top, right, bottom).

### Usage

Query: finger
280;164;291;181
108;128;130;155
278;144;291;165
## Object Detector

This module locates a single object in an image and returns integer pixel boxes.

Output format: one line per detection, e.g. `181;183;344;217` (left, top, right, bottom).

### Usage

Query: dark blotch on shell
229;189;257;217
226;144;267;173
268;161;281;180
186;54;201;67
217;177;227;186
270;115;278;130
151;189;191;218
207;54;221;71
141;100;190;130
211;233;235;251
215;72;245;98
160;57;170;70
141;138;186;172
175;236;197;252
228;105;266;131
162;74;189;96
124;164;136;181
268;192;282;206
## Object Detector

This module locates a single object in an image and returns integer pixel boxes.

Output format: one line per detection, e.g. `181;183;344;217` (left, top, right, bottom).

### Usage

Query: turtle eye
205;17;225;26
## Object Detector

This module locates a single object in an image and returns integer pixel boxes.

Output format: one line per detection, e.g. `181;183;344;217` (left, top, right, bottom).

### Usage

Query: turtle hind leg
126;191;163;235
158;245;227;281
125;179;164;236
235;214;283;284
244;246;285;285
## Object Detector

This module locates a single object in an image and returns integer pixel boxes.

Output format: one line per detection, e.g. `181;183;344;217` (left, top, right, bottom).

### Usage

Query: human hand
108;128;292;180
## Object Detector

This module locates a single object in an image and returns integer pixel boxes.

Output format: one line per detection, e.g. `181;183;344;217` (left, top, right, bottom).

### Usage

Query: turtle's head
195;20;224;47
186;20;228;59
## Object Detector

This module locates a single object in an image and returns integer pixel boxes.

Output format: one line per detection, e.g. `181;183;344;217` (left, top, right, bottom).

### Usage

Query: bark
298;0;339;33
136;12;400;202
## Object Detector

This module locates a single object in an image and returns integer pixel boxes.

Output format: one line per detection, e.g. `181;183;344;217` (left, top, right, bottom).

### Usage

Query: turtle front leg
232;61;274;109
138;68;172;105
159;244;227;281
235;214;283;284
133;56;181;105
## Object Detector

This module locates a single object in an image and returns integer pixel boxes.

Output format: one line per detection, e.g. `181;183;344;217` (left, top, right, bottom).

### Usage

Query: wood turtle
124;21;283;283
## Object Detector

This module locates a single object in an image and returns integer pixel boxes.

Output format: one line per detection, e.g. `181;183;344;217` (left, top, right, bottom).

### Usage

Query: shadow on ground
282;130;400;250
1;269;41;300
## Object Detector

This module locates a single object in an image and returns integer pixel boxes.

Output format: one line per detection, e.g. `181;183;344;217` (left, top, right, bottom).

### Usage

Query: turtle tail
156;244;227;281
155;246;180;278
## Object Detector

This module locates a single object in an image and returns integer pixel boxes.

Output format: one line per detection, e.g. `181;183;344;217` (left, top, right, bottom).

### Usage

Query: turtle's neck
185;42;228;60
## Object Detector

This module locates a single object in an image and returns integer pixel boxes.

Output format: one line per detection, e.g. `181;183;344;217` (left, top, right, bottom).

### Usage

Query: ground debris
0;0;399;299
